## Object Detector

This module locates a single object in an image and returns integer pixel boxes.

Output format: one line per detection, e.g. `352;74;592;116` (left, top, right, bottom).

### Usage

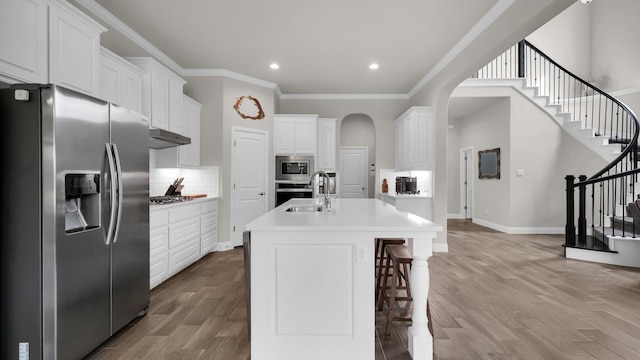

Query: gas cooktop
149;195;194;205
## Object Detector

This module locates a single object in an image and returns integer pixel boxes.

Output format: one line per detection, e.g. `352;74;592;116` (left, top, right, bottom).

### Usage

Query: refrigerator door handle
111;143;124;243
105;143;118;245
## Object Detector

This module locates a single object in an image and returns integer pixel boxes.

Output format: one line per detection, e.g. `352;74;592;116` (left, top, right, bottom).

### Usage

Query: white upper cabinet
0;0;48;84
155;95;201;168
48;0;106;96
274;114;318;156
127;57;186;134
99;47;143;113
316;118;337;171
0;0;105;94
178;95;201;167
395;106;432;171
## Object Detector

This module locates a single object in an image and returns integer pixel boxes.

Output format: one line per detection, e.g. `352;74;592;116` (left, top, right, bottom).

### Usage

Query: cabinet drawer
201;230;218;254
169;217;200;249
169;235;200;275
169;203;200;222
150;226;168;252
150;209;169;227
201;200;218;214
201;213;217;231
150;251;168;289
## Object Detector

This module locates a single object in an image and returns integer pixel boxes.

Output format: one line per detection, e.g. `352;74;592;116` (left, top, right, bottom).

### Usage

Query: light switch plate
356;244;368;263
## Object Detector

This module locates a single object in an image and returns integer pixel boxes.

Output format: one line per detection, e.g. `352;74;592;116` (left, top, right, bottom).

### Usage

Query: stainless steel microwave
276;156;314;181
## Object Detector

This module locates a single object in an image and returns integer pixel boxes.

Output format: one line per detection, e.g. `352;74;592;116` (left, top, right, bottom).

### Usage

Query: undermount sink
285;205;325;212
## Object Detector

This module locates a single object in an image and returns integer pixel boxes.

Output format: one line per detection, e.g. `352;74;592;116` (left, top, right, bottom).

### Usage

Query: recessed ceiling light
270;63;280;70
369;63;379;70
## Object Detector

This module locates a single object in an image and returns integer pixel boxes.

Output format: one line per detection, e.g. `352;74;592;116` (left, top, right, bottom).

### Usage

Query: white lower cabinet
200;200;218;255
168;203;201;276
149;199;219;289
149;209;169;289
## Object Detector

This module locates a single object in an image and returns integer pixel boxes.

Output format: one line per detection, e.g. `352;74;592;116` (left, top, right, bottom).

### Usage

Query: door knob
259;192;265;196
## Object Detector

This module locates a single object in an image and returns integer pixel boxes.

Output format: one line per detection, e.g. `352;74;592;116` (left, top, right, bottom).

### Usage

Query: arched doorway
339;114;376;198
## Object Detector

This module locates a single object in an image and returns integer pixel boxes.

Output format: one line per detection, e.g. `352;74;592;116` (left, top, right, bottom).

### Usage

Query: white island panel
246;198;442;360
275;244;353;335
251;230;374;360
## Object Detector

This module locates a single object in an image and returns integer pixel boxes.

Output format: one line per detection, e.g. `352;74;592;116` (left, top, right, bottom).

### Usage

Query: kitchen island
244;198;442;360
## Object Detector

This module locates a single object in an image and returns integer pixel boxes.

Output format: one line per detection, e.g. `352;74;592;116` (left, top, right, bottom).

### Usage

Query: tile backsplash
149;151;219;197
150;166;219;197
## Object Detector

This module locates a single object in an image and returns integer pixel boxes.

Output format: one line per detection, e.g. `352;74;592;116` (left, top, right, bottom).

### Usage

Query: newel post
577;175;588;245
565;175;576;248
517;40;526;78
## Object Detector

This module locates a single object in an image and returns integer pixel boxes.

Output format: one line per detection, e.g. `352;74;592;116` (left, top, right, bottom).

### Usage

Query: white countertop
380;192;431;199
245;198;442;232
149;196;218;210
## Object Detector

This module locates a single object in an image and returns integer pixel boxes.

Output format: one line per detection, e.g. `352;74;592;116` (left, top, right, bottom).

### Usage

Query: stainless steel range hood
149;128;191;149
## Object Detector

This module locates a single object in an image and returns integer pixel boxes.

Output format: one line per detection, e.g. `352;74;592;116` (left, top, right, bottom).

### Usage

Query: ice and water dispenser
65;174;100;233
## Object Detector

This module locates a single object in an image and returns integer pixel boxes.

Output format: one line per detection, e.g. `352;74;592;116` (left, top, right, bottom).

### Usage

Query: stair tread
594;224;640;239
565;235;618;253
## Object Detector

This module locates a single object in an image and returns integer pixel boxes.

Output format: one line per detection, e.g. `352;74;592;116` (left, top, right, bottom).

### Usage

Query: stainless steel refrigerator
0;84;150;360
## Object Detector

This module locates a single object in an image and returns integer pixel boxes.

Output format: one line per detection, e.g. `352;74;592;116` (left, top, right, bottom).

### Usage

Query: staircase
474;40;640;268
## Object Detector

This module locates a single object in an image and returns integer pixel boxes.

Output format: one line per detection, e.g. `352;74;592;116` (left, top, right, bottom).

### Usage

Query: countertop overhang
245;198;442;232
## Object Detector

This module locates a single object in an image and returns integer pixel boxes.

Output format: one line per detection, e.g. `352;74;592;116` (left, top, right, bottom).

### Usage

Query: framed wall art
233;95;265;120
478;148;500;179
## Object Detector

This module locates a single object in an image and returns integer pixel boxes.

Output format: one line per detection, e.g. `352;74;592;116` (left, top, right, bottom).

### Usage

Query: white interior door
232;127;268;247
460;147;473;219
339;147;368;198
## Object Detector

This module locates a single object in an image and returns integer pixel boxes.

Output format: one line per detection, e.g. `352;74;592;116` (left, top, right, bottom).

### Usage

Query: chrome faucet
309;170;331;209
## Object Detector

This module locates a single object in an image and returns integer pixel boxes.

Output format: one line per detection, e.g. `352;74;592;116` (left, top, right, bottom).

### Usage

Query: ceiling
72;0;501;96
70;0;576;102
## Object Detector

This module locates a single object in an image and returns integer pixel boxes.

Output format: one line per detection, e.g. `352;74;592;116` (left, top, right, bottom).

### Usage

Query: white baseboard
472;218;564;234
216;242;234;251
447;213;464;219
433;243;449;253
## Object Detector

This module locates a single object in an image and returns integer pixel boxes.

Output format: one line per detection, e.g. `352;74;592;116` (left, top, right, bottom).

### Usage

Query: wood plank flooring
86;220;640;359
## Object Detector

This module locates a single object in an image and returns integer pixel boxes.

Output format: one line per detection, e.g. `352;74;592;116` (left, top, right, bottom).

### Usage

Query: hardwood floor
87;220;640;359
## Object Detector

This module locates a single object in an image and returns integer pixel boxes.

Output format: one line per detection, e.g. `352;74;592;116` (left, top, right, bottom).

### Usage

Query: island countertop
245;198;442;232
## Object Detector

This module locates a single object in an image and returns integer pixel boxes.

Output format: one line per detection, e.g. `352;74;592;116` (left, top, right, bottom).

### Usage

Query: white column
407;234;434;359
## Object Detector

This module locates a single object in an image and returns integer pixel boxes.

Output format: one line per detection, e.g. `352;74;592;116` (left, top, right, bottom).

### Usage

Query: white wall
529;0;640;93
449;85;607;231
591;0;640;92
184;76;276;245
455;97;511;226
527;2;592;81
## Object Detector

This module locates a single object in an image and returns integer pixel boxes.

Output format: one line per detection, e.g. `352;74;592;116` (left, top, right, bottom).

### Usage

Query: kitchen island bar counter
245;198;442;360
246;198;439;231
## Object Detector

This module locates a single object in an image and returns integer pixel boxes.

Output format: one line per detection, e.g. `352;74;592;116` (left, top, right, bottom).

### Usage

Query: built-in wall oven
275;156;315;206
275;182;313;206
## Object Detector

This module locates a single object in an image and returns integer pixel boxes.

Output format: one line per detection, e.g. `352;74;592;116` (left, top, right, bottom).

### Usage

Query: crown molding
182;69;279;90
74;0;183;75
279;93;410;100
